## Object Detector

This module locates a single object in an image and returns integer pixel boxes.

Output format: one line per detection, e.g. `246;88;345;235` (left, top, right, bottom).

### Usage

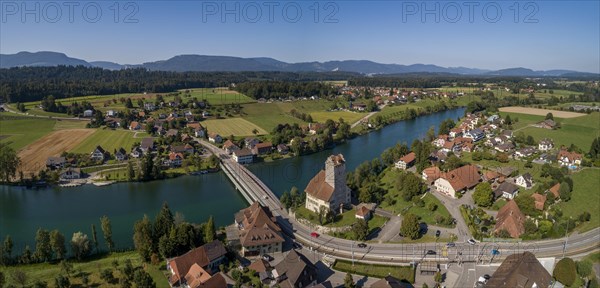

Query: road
198;140;600;266
1;104;90;121
350;104;386;129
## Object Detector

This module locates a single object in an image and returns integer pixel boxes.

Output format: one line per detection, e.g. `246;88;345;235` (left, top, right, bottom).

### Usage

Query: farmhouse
166;240;227;287
394;152;415;170
537;119;556;129
304;154;352;214
252;142;273;155
234;202;284;256
434;165;481;198
494;200;525;238
232;148;253;164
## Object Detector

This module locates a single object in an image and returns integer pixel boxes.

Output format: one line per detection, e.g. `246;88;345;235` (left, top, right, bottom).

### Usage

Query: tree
0;143;20;183
2;235;13;264
133;269;156;288
133;215;154;261
91;224;99;254
434;271;443;284
71;232;91;260
545;112;554;120
0;271;4;288
54;275;70;288
34;228;52;262
10;270;27;288
559;181;571;201
400;213;420;240
589;137;600;160
127;162;135;181
204;216;216;243
50;230;67;260
553;257;576;286
504;114;512;125
397;172;425;201
576;259;593;278
60;260;73;277
472;182;494;207
154;203;174;243
353;219;369;241
344;272;355;288
100;215;115;252
32;280;48;288
100;268;115;284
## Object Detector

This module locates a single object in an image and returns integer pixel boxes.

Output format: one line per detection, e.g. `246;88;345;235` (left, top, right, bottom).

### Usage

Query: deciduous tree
400;213;420;240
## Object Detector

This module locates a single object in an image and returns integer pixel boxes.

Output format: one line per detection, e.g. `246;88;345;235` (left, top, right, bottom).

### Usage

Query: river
0;108;464;250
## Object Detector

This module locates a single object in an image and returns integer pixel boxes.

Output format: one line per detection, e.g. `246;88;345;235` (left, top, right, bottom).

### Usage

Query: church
304;154;351;214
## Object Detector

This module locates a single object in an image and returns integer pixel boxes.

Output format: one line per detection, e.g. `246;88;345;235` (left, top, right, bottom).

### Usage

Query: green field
559;169;600;232
499;112;600;149
310;111;364;124
0;251;168;287
379;168;454;227
333;260;415;283
241;103;305;132
0;115;57;150
202;117;268;137
175;87;256;105
71;129;147;154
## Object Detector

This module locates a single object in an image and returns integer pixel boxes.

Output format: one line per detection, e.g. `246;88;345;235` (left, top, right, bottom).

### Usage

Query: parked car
468;239;477;245
357;243;367;248
262;254;273;261
446;242;456;248
435;230;441;237
426;250;436;255
483;274;491;280
310;232;320;238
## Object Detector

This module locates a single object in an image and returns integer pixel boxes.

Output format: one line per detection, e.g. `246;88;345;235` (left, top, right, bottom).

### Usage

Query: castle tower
325;154;346;189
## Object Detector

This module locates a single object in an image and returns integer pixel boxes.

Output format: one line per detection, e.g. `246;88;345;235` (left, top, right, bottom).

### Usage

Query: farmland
0;115;58;150
559;169;600;232
202;118;268;136
70;129;149;154
174;87;256;105
499;106;586;118
18;129;96;174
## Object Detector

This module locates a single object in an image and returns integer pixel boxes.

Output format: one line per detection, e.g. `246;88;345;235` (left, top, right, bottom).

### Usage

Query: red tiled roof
548;183;560;198
531;193;546;210
399;152;416;164
423;166;442;182
440;165;480;191
494;200;525;238
305;170;335;202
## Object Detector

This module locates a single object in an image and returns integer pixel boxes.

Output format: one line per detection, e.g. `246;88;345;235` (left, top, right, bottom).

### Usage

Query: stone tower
325;154;346;189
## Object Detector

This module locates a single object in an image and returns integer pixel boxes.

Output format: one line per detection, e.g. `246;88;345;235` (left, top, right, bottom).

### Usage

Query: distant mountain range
1;51;597;77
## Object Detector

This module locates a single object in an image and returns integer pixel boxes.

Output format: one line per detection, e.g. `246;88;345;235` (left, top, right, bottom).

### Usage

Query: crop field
18;129;95;174
310;111;364;124
499;106;586;118
71;129;147;154
0;115;58;150
202;117;268;136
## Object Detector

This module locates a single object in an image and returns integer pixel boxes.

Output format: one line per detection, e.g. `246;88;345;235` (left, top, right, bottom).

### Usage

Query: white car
468;239;477;245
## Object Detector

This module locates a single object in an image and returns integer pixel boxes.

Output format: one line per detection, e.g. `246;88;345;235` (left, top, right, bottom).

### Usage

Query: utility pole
351;241;355;267
563;217;571;258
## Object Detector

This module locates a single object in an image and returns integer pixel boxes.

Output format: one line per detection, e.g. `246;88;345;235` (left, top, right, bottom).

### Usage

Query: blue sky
1;1;599;72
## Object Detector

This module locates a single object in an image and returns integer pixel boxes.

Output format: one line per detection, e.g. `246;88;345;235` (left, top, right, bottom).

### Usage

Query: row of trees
0;216;113;266
232;81;338;99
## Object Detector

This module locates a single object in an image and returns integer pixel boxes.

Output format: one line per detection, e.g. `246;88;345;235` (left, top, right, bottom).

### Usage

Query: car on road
483;274;491;280
426;250;436;255
446;242;455;248
357;243;367;248
310;232;320;238
261;254;273;261
468;239;477;245
435;230;441;237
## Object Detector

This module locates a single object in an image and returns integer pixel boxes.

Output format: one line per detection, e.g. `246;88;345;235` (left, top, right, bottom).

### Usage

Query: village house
305;154;352;214
140;138;155;153
462;142;475;153
181;134;192;143
208;133;222;143
501;130;513;138
232;148;254;164
60;167;82;180
485;252;552;288
449;128;463;138
494;200;525;238
277;144;289;154
355;203;376;220
106;110;116;117
83;109;94;117
394;152;416;170
307;123;324;135
464;128;485;142
130;147;143;158
143;102;156;111
495;142;515;153
538;138;554;151
252;142;273;155
222;140;240;155
166;152;184;167
547;183;561;199
233;202;284;256
244;137;261;149
352;103;367;111
422;166;442;184
171;144;194;154
46;156;66;170
531;193;546;210
434;165;481;198
515;173;534;189
432;135;449;148
514;147;536;159
272;250;318;288
166;129;179;138
166;240;227;288
494;182;520;200
371;275;413;288
557;149;582;166
115;148;128;161
90;146;107;162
